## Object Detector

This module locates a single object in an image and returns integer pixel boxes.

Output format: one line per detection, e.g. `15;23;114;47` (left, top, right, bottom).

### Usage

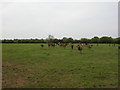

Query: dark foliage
1;36;120;44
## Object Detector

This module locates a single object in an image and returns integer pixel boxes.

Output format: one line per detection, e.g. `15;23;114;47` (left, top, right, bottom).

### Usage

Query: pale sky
1;1;118;39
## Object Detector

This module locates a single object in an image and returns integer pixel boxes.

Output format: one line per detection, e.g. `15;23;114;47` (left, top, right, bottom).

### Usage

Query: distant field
2;43;118;88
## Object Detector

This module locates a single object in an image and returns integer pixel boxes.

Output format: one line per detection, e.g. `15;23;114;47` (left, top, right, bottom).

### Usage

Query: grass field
2;43;118;88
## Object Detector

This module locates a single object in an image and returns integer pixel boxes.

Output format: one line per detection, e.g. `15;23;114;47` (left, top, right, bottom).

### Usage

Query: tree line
1;36;120;44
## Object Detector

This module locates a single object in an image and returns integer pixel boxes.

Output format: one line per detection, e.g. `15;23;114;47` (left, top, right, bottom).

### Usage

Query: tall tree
91;36;100;45
47;35;55;43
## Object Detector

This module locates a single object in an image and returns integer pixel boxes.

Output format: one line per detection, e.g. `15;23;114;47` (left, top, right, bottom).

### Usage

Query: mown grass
2;43;118;88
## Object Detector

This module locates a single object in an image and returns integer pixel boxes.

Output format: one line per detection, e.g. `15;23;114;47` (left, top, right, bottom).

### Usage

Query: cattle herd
40;43;94;53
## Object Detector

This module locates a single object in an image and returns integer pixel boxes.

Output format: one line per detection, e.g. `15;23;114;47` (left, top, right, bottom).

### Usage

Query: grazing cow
88;45;93;49
48;43;55;47
71;44;74;50
56;43;60;46
81;44;84;47
41;45;44;47
48;44;51;47
63;44;67;48
118;46;120;49
59;43;63;47
57;43;59;46
77;45;83;53
51;43;55;47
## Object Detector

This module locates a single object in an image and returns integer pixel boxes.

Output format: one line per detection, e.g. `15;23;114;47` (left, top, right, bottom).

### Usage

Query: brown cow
77;45;83;53
48;43;55;47
63;44;67;48
51;43;55;47
48;44;51;47
88;45;93;48
71;44;74;50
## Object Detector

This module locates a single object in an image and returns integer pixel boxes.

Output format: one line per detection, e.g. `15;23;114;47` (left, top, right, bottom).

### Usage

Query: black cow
41;45;44;47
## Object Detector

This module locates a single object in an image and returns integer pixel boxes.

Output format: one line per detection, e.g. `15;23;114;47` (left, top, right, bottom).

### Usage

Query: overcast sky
2;2;118;39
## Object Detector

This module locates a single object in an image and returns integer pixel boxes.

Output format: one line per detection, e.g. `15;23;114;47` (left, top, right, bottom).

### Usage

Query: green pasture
2;43;118;88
